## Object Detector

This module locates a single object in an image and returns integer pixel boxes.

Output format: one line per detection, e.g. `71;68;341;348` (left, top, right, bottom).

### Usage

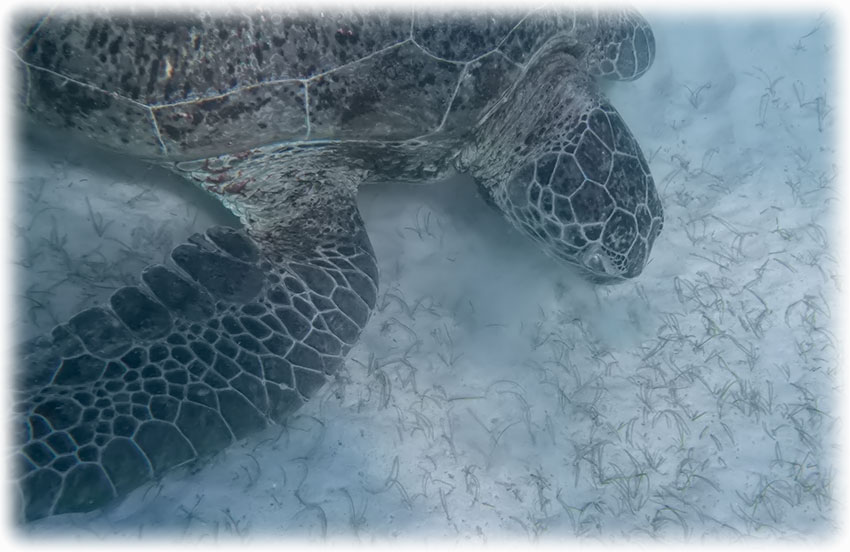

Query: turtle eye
582;245;617;277
584;252;606;274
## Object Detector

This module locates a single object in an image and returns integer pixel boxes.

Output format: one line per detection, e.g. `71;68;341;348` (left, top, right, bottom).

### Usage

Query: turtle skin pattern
14;226;378;520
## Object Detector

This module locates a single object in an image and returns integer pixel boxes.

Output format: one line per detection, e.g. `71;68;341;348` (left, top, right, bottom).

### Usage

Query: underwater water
8;10;841;544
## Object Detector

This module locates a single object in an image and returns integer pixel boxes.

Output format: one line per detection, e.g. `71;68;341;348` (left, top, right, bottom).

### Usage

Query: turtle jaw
527;231;647;286
484;192;657;286
579;270;626;286
577;244;640;285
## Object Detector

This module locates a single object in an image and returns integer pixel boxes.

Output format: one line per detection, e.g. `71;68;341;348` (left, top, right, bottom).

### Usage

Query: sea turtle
11;5;663;521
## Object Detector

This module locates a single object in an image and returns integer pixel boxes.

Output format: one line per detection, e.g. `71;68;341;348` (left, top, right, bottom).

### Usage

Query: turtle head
583;9;656;82
481;103;663;284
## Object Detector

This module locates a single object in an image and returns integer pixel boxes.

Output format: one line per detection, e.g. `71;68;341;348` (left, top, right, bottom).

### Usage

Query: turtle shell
15;7;591;161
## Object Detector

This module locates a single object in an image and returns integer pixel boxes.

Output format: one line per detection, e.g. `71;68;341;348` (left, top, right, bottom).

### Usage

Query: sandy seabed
7;8;842;545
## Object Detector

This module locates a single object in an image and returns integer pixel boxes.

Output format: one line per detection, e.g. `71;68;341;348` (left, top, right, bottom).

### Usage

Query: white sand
9;8;840;544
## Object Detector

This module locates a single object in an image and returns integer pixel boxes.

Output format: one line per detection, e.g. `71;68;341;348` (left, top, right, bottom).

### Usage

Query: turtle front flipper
13;194;378;521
